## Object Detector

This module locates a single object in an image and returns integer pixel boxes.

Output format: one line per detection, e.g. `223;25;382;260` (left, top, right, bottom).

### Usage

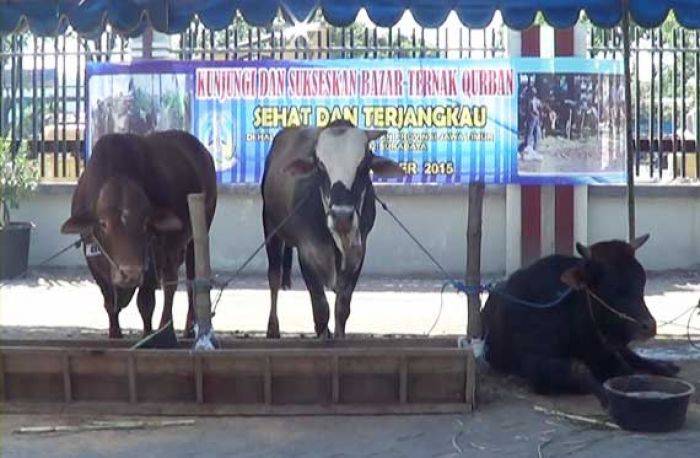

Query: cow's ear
284;158;316;176
150;208;183;233
61;213;96;235
575;242;592;260
370;155;405;178
364;129;388;142
630;233;650;251
560;265;588;290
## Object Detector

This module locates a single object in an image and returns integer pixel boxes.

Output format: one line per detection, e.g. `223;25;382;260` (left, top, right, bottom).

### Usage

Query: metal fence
0;30;130;180
0;13;504;181
589;22;700;181
3;13;697;182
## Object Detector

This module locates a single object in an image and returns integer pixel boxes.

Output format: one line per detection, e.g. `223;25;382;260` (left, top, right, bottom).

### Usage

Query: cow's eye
99;220;108;231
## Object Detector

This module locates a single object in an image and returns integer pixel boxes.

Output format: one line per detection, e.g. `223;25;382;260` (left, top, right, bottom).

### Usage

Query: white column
505;184;522;274
573;185;589;246
505;30;522;274
573;21;589;247
540;185;556;256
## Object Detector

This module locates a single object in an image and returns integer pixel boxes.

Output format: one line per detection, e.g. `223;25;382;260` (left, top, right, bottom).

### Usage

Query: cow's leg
265;234;284;339
281;244;293;290
158;262;179;330
298;256;331;339
136;258;157;336
521;355;608;405
136;286;155;336
184;241;196;339
333;264;362;339
618;346;680;377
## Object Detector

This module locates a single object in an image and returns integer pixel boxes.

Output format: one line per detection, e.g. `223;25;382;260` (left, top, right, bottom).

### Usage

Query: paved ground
1;269;700;457
1;268;699;339
2;375;699;457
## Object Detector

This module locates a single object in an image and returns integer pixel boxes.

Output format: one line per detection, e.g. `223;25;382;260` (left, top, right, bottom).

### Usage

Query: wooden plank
264;356;272;405
1;346;471;360
466;351;477;412
62;353;72;403
195;356;204;404
0;336;460;350
127;353;137;403
399;356;408;404
332;355;340;404
0;353;5;401
1;401;471;416
466;181;485;338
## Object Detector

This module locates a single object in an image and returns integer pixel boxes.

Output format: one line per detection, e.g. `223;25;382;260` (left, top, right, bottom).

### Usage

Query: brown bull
61;131;217;338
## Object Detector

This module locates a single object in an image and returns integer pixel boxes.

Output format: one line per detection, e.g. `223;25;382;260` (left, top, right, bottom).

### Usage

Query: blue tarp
0;1;698;36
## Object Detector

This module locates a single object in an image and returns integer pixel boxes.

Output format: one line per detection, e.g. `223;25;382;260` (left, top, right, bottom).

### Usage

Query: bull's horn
364;129;388;141
630;233;650;250
575;242;592;260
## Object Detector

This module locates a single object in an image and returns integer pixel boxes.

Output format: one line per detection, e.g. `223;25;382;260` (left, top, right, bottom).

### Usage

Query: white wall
13;184;700;276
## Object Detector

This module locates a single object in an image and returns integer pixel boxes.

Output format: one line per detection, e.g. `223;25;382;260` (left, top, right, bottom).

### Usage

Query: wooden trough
0;337;476;415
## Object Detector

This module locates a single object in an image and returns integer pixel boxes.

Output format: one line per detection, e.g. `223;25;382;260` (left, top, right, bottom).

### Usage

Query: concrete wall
13;184;700;276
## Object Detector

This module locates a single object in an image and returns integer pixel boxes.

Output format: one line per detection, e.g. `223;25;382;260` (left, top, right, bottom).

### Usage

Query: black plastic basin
604;375;695;432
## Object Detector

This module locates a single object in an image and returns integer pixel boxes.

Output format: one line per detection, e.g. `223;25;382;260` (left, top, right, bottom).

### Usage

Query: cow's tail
281;244;293;290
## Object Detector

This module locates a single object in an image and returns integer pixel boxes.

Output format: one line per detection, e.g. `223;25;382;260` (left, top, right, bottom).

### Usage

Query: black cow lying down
482;235;680;405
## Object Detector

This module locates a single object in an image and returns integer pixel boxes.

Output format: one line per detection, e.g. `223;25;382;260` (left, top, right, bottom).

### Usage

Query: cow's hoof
108;329;123;339
141;329;153;338
267;330;281;339
183;328;195;339
318;328;332;340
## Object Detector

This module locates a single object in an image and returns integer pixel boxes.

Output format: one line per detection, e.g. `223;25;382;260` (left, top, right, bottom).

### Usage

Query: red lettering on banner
195;68;258;100
461;69;514;97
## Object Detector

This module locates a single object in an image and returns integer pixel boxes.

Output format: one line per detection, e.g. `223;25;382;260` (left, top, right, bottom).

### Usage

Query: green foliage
0;138;39;227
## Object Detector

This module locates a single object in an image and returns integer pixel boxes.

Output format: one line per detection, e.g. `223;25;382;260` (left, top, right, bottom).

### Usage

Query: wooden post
187;193;216;350
466;182;484;339
622;2;636;241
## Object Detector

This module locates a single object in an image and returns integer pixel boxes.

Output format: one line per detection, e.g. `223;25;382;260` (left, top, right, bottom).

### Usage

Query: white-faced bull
261;120;404;338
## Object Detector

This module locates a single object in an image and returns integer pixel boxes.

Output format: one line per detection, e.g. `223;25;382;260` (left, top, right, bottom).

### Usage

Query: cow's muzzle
329;205;355;235
112;265;144;288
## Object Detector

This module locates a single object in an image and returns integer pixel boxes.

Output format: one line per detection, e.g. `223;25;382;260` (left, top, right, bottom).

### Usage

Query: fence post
622;3;636;241
187;193;217;350
466;182;484;339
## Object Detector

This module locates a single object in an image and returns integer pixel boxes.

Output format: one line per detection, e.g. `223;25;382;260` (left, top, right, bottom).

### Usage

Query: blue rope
445;280;574;309
376;194;575;311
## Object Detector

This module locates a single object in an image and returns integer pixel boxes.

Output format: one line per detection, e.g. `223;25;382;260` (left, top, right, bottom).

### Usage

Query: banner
87;58;625;185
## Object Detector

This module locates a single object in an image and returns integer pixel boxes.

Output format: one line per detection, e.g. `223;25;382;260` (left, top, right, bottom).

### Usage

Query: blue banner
87;58;625;185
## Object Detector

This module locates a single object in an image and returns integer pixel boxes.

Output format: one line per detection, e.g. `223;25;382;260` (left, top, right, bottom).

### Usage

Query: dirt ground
1;269;700;457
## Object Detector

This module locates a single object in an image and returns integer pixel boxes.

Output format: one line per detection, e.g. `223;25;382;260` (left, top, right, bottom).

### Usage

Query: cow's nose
114;265;143;287
329;206;354;234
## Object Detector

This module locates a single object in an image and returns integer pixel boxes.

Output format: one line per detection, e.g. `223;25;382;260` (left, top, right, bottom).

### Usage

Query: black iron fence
3;13;697;182
0;30;129;180
589;20;700;180
0;13;504;181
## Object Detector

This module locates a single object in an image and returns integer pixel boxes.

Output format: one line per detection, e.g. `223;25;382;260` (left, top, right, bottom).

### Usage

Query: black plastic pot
0;222;32;279
604;374;695;432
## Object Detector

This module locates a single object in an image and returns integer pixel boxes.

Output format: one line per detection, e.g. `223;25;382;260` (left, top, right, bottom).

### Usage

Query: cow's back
483;255;583;373
142;130;217;228
72;131;216;229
